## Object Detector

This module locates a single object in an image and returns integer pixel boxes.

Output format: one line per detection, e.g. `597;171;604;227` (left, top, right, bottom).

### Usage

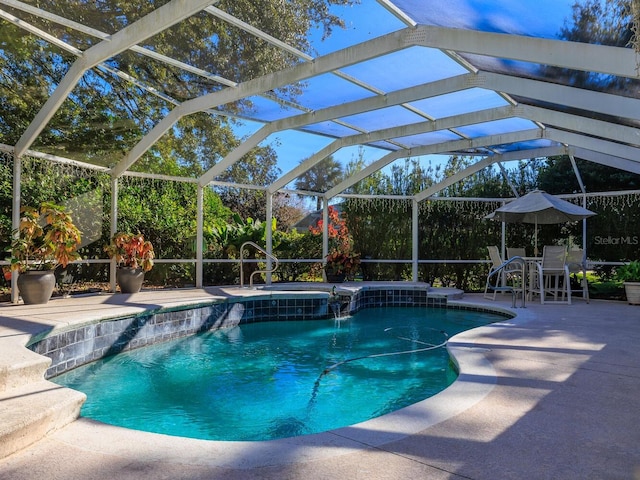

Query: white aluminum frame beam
416;156;500;201
268;105;520;193
377;0;418;27
321;129;543;199
14;0;215;158
0;4;242;124
207;71;640;190
0;8;82;56
520;105;640;146
569;148;640;175
198;73;477;186
202;69;640;189
0;0;234;87
274;92;640;199
413;25;638;79
547;129;640;162
412;146;563;202
111;28;417;177
200;73;640;190
496;162;520;198
4;0;427;146
478;72;640;122
6;3;636;194
117;24;638;179
282;106;517;198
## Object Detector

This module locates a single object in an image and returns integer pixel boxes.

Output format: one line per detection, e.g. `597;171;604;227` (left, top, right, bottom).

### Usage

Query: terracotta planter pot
17;270;56;304
117;267;145;293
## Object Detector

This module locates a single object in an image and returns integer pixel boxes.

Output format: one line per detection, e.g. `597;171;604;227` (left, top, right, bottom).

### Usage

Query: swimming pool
53;306;505;441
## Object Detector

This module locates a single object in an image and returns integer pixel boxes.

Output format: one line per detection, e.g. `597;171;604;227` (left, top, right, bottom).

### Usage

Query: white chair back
487;246;503;269
542;246;567;271
507;247;526;259
566;248;589;302
566;249;584;273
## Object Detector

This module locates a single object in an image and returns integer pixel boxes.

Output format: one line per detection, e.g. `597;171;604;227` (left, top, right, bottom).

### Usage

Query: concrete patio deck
0;287;639;479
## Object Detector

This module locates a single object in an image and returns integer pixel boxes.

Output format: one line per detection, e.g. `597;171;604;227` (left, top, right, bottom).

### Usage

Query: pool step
0;341;52;394
0;340;86;459
0;379;86;459
428;287;464;300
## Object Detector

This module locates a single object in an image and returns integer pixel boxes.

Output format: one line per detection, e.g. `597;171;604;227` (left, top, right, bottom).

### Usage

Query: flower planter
117;267;145;293
17;270;56;304
105;232;154;292
624;282;640;305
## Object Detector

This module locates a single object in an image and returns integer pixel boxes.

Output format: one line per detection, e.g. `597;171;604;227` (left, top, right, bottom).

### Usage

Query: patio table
521;257;542;302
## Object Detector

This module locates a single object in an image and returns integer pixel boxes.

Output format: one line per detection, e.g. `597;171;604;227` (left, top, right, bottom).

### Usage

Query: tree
0;0;355;177
560;0;634;48
545;0;636;92
538;155;640;193
345;158;434;281
294;156;344;210
342;146;387;195
272;193;307;231
214;144;281;219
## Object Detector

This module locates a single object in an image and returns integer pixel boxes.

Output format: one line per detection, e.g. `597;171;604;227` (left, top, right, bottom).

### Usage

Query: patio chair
484;246;525;302
507;247;526;260
566;249;589;302
506;248;537;298
536;245;571;304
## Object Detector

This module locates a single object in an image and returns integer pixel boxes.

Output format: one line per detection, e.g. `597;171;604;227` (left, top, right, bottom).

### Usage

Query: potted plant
104;232;155;293
10;202;81;304
310;206;360;282
325;250;361;282
615;260;640;305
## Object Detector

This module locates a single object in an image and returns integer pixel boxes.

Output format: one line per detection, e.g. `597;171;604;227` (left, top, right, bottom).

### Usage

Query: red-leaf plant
309;206;360;277
10;202;81;272
104;232;155;272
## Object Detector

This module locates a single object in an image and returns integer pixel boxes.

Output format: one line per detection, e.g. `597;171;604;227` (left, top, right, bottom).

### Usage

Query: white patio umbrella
486;190;596;255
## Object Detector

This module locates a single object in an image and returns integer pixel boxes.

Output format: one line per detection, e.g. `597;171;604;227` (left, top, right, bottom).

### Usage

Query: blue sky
233;0;583;188
233;1;406;183
233;1;438;187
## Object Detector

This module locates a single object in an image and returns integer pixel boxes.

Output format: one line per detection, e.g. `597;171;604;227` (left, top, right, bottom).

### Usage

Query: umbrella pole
534;217;538;256
501;221;506;261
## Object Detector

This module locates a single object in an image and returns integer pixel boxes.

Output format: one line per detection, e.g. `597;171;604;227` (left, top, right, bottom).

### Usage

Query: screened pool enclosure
1;0;639;299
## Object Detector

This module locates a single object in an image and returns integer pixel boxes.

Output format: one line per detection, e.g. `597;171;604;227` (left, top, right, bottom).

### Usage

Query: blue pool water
53;307;503;441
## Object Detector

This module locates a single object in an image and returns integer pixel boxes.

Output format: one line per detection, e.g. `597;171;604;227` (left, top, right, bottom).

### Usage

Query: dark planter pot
117;267;145;293
17;270;56;304
325;272;346;283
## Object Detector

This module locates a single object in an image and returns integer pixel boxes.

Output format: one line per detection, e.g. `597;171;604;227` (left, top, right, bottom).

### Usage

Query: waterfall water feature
328;285;345;319
330;301;342;319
